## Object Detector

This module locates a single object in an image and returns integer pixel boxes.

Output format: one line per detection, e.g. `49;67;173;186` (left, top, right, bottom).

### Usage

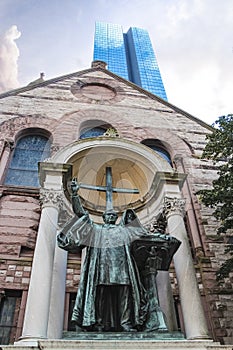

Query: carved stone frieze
39;188;63;210
145;210;167;234
163;196;186;218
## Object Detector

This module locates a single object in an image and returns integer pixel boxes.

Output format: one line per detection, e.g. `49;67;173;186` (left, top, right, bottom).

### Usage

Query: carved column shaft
21;190;62;341
0;139;14;182
164;197;210;340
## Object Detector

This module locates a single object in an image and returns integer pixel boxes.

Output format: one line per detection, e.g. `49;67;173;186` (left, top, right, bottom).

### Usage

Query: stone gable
0;64;232;345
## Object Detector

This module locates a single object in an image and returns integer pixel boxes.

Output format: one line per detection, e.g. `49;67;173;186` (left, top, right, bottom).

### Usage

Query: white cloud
0;25;21;92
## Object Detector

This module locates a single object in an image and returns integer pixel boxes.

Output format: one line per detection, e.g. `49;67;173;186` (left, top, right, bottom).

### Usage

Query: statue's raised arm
71;178;87;217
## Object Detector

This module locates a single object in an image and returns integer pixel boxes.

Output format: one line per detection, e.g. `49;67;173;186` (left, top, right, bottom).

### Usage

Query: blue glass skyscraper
93;22;167;100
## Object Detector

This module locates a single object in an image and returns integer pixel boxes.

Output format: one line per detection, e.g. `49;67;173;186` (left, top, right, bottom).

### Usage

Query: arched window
4;134;51;187
79;126;106;139
141;139;172;166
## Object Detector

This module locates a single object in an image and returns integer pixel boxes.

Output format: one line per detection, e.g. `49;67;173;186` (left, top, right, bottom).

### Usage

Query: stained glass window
141;139;172;165
79;127;106;139
4;135;51;187
149;145;172;165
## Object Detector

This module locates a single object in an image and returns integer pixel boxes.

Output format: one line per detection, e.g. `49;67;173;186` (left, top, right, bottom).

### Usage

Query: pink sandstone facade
0;62;232;346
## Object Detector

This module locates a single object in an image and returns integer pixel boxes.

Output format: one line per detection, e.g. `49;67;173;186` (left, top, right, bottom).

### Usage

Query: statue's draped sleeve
57;213;94;253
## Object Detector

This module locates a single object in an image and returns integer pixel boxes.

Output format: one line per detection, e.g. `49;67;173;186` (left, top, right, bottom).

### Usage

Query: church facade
0;61;232;348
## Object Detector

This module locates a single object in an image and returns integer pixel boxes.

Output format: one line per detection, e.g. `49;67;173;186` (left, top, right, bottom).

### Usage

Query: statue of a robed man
57;167;181;333
57;178;149;332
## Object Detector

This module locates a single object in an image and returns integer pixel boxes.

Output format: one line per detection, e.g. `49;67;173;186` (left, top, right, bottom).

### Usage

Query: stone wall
0;67;232;344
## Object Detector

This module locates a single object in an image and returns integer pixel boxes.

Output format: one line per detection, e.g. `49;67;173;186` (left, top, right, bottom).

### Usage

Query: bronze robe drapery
57;211;148;330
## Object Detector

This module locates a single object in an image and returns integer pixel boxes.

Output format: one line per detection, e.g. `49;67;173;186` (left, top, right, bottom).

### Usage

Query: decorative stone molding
163;197;186;218
5;138;15;150
103;128;119;137
0;115;52;139
39;189;63;210
70;77;125;104
50;144;61;154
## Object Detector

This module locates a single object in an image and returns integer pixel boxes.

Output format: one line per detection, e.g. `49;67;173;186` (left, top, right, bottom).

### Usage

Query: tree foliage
198;114;233;280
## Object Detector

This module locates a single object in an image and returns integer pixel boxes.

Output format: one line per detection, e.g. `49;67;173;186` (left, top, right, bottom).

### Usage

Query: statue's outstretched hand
71;178;80;195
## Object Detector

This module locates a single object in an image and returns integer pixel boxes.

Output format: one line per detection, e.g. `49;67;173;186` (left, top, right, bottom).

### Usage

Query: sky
0;0;232;125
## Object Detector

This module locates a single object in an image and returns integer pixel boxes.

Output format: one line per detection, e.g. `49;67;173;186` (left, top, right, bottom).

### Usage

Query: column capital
39;189;63;210
163;196;186;218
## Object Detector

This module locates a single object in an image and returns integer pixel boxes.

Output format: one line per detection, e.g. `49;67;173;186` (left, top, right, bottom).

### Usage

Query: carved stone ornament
5;138;15;150
70;77;125;104
145;211;167;234
103;127;119;138
163;196;186;218
39;189;63;210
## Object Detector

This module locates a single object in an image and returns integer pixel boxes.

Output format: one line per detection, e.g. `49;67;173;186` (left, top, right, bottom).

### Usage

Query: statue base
6;337;228;350
62;330;184;341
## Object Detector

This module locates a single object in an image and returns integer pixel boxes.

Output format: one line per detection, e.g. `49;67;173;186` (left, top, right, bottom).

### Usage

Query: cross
79;167;139;211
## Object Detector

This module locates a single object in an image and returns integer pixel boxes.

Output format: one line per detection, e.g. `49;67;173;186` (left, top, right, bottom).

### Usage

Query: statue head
124;209;136;224
102;209;118;224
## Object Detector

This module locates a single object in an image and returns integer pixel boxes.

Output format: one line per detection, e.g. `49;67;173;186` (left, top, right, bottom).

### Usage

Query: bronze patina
57;168;180;332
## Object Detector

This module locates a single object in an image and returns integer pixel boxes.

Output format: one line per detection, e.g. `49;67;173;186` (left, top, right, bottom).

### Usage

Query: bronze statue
57;169;181;333
57;178;149;332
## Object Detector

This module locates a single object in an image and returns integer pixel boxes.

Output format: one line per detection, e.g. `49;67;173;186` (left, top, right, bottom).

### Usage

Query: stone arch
50;108;135;147
135;126;193;163
0;115;53;144
51;137;172;172
79;119;113;139
48;137;174;221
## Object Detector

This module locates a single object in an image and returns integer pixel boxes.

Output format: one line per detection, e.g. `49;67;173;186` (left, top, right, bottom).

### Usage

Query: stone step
3;339;232;350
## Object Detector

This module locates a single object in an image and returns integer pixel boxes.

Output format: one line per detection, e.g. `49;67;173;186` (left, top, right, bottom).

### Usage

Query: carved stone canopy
46;138;186;222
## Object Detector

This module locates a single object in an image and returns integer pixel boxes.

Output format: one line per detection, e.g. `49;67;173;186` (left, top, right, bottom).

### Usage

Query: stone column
19;189;62;344
173;155;204;254
47;244;68;339
156;270;178;332
0;139;14;182
164;197;210;340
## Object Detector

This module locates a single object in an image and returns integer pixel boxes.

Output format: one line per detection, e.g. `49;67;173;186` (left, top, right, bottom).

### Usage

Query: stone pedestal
1;338;230;350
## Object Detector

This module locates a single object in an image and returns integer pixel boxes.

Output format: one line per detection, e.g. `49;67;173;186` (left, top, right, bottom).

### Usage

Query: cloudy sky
0;0;232;125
